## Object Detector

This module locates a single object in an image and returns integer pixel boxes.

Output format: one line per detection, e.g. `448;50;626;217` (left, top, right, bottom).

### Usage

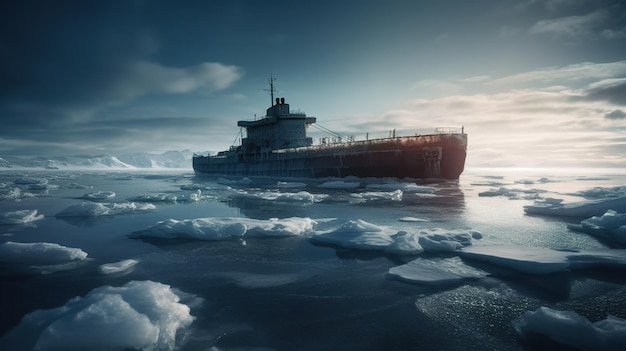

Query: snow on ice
230;189;326;203
135;217;316;240
0;281;194;351
99;259;139;275
82;191;115;200
387;257;488;286
0;241;89;273
56;202;156;217
568;210;626;245
0;209;44;224
513;306;626;351
524;196;626;217
458;245;626;274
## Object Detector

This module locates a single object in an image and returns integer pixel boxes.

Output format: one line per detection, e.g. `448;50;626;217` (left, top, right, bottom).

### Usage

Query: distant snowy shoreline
0;150;197;170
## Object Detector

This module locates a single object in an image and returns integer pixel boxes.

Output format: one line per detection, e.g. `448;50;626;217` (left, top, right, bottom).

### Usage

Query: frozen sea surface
1;168;626;350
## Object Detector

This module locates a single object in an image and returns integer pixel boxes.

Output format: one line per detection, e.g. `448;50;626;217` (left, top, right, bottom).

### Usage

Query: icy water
1;168;626;350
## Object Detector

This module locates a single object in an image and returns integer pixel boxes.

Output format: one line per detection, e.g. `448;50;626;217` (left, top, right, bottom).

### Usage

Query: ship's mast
267;75;276;106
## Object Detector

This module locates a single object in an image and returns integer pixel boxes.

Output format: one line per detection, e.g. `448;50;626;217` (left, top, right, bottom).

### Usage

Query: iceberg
56;202;156;217
512;306;626;351
0;281;194;351
0;209;44;224
135;217;316;240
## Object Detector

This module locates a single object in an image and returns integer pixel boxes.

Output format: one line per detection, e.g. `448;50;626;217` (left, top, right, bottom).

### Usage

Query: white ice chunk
524;196;626;217
387;257;488;286
317;180;360;189
459;245;626;274
417;228;480;252
398;216;430;222
570;185;626;199
99;259;139;274
311;220;480;254
14;177;48;185
513;306;626;351
56;202;156;217
568;210;626;245
82;191;115;200
310;219;396;250
137;217;316;240
479;187;545;199
0;209;44;224
0;281;194;351
233;189;326;203
351;189;403;202
129;193;179;203
0;241;88;265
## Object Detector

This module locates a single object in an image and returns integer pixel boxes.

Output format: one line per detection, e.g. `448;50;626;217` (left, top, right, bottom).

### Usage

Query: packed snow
0;209;44;224
568;210;626;245
513;306;626;351
56;202;156;217
0;281;194;350
135;217;316;240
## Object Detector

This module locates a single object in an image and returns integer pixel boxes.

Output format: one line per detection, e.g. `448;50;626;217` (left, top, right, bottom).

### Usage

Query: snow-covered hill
0;150;196;170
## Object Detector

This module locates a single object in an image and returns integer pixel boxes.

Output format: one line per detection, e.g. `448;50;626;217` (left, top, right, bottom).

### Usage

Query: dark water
1;168;625;350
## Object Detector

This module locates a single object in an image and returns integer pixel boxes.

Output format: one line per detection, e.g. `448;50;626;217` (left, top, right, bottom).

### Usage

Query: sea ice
310;219;480;254
136;217;316;240
350;189;403;202
99;259;139;274
365;181;435;193
459;244;626;274
387;257;488;286
56;202;156;217
0;241;88;266
398;216;430;222
13;177;48;185
524;196;626;217
512;306;626;351
478;187;544;199
233;189;325;203
82;190;116;200
568;210;626;245
0;280;194;351
276;181;307;188
569;185;626;199
0;209;44;224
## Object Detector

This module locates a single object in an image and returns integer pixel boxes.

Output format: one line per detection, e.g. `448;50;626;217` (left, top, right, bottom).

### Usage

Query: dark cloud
585;79;626;106
605;109;626;120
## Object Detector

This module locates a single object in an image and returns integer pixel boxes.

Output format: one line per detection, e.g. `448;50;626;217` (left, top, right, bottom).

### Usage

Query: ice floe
135;217;316;240
82;190;116;200
459;244;626;274
478;187;545;199
0;187;36;201
128;190;201;203
13;177;48;185
365;181;435;193
0;241;88;270
231;189;326;203
512;306;626;351
398;216;430;222
56;202;156;217
568;210;626;245
99;259;139;274
387;257;488;286
0;209;44;224
0;281;194;351
351;189;403;202
569;185;626;199
524;196;626;217
276;181;307;188
310;219;480;255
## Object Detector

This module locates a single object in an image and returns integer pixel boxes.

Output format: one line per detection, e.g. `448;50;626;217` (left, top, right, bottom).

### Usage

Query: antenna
264;75;277;106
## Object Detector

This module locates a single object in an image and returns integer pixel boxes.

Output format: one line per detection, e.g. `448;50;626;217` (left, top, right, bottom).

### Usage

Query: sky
1;0;625;168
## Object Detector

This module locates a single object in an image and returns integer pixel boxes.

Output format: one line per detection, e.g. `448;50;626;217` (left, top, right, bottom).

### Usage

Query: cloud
605;110;626;120
529;9;608;38
583;79;626;106
488;61;626;86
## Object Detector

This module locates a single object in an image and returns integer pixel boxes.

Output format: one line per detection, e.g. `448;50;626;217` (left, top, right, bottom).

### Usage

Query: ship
193;79;467;179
